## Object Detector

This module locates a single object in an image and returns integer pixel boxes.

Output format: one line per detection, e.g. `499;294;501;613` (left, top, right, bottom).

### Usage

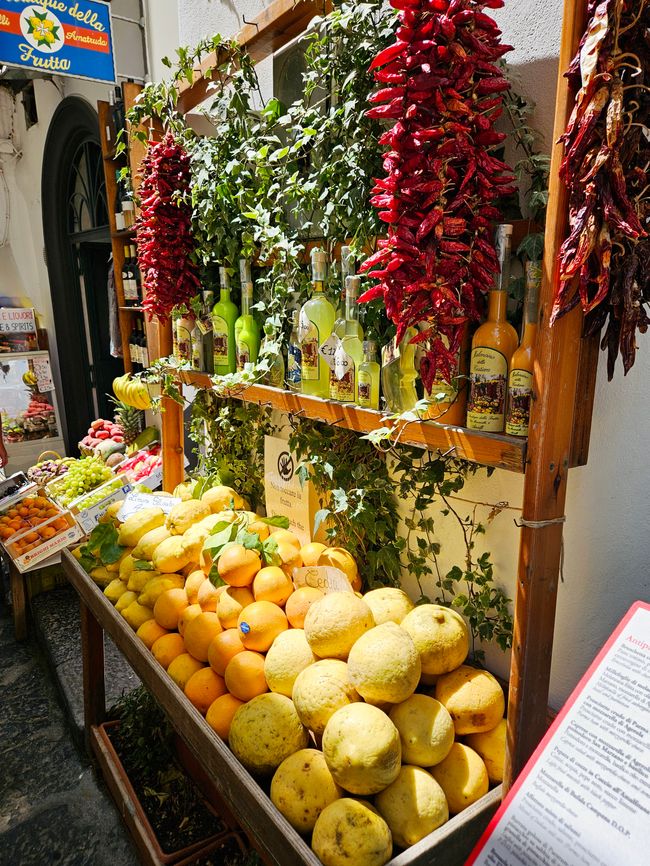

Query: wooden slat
180;373;527;473
569;330;599;467
80;601;106;752
177;0;332;114
504;0;590;789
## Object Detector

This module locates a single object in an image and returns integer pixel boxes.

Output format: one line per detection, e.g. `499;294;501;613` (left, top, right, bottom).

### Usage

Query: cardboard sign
0;1;115;84
265;435;322;546
32;354;53;392
468;601;650;866
117;492;180;523
292;566;354;594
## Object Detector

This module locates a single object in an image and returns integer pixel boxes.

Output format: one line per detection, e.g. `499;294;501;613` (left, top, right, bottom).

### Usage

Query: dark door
79;243;123;422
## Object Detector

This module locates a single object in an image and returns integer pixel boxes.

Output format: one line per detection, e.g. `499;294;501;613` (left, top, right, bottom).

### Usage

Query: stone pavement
0;590;140;866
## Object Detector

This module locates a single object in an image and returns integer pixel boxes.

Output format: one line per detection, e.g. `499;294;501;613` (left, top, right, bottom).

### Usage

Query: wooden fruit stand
73;0;604;861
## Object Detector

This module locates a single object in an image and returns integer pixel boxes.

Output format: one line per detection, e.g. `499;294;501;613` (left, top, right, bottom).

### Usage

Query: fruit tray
72;477;133;535
0;493;63;540
6;510;82;572
0;472;37;510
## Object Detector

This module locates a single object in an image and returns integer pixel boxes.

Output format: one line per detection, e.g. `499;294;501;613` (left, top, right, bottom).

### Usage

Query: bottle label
288;344;302;385
128;341;136;365
141;344;149;368
191;330;203;371
176;323;192;362
197;316;211;336
467;347;508;432
212;315;229;365
300;311;320;381
334;344;355;402
123;276;137;302
505;369;533;437
358;370;372;408
236;340;250;372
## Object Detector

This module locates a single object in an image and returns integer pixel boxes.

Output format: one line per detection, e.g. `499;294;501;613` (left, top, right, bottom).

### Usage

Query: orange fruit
217;586;255;629
205;693;244;740
197;580;225;612
167;653;205;689
136;619;169;649
208;628;245;676
237;600;288;652
247;520;270;542
153;588;189;630
252;566;294;607
285;586;325;629
185;570;207;604
179;603;203;636
224;650;269;701
217;544;261;587
183;611;223;662
270;528;301;550
184;667;227;715
151;632;185;669
275;541;302;577
300;542;327;567
38;526;56;540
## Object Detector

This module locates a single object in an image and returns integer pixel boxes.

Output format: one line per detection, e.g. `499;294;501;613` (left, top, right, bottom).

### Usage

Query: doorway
42;97;124;453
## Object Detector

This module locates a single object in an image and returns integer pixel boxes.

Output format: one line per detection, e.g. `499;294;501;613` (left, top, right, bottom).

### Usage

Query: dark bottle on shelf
130;245;141;305
122;245;138;306
137;318;149;369
129;319;141;372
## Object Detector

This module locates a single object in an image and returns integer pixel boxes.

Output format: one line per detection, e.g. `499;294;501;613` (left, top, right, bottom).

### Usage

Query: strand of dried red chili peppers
553;0;649;378
136;131;200;322
360;0;516;391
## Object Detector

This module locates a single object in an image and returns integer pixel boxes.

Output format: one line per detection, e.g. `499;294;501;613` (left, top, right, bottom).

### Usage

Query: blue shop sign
0;1;115;84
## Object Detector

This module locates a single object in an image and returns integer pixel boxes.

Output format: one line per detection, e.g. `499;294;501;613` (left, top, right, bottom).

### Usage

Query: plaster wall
175;0;650;710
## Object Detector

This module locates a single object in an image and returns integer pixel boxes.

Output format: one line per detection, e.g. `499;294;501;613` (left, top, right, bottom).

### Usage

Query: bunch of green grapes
48;457;114;507
77;477;125;512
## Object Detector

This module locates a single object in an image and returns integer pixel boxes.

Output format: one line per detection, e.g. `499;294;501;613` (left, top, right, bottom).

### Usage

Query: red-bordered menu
467;601;650;866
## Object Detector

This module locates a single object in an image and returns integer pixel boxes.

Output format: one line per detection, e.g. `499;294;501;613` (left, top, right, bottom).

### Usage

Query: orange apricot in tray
0;496;62;537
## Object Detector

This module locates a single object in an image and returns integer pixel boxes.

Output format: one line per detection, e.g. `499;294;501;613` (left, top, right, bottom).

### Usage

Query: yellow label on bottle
505;369;533;437
236;340;250;372
176;323;192;362
358;370;372;407
212;315;229;365
467;347;508;432
301;320;320;380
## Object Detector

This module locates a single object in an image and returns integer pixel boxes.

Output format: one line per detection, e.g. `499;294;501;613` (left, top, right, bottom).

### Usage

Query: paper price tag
298;309;312;343
292;566;354;594
319;333;341;372
334;343;353;382
32;356;54;392
117;492;180;522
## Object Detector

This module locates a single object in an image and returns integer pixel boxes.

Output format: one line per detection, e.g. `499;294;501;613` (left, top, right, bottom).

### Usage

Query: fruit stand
54;0;643;863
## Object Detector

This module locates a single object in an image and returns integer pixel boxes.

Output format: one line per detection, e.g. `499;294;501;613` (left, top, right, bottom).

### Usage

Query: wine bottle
506;261;541;437
235;259;261;371
332;276;364;403
467;224;518;433
212;267;238;375
299;249;335;398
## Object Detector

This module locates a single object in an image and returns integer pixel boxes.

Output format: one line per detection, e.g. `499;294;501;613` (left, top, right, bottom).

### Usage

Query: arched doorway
42;96;123;453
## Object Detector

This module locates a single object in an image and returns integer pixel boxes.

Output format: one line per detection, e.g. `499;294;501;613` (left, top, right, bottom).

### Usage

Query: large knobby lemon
347;622;421;705
304;592;375;660
435;664;505;735
229;693;308;776
270;748;343;834
362;587;414;625
264;629;316;697
292;659;361;736
312;799;392;866
322;703;401;795
389;693;454;767
400;604;469;675
375;765;449;848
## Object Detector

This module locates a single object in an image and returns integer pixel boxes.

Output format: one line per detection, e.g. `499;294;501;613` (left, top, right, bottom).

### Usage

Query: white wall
176;0;650;707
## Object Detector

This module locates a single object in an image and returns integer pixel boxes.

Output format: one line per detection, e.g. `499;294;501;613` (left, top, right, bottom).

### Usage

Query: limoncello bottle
381;328;418;413
505;261;540;437
333;246;358;336
467;224;518;432
358;340;381;410
212;267;238;375
300;248;335;398
332;276;364;404
287;309;302;392
235;259;261;371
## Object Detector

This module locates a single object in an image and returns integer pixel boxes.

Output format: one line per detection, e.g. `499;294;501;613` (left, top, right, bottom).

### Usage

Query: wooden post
504;0;589;789
160;320;185;493
9;561;27;641
80;601;106;750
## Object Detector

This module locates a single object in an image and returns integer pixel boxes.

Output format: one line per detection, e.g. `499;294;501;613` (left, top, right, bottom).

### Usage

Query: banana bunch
22;370;38;388
113;374;152;410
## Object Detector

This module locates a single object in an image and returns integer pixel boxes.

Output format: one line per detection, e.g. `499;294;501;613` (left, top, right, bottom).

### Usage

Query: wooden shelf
111;229;136;240
179;372;527;473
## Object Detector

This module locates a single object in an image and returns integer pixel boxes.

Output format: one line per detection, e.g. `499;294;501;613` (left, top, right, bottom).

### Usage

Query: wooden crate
63;551;502;866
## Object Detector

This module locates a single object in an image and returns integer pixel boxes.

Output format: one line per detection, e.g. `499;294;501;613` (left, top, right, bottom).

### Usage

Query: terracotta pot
93;721;243;866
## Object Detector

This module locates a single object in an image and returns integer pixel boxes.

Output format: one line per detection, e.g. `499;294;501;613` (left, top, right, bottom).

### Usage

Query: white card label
292;566;354;594
319;333;341;372
117;492;180;522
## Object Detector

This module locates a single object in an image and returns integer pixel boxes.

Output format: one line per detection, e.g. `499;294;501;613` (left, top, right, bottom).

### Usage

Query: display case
0;350;66;473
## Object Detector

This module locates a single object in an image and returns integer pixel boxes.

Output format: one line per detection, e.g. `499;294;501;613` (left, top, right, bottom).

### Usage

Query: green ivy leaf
262;535;280;567
259;515;290;529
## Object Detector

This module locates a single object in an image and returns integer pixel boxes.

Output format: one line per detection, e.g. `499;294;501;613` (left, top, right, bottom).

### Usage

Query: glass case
0;351;62;443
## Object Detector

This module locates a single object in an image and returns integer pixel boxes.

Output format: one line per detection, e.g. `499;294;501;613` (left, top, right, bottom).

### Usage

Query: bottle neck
488;290;508;324
345;293;359;323
241;288;251;316
312;279;324;295
219;287;230;304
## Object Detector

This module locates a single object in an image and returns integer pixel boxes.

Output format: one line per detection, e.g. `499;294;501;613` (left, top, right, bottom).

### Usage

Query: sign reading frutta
0;1;115;83
468;601;650;866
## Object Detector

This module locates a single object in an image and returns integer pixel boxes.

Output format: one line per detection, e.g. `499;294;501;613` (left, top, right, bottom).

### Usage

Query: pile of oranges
0;495;69;551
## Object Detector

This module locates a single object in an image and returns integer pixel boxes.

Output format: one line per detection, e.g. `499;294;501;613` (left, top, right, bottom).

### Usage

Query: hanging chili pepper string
361;0;516;392
136;131;200;323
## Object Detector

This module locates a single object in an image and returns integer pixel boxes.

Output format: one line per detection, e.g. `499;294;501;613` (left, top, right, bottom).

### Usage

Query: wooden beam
504;0;590;789
177;0;332;115
569;330;600;467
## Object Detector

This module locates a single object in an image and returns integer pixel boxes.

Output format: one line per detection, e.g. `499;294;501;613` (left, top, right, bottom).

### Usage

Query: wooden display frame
101;0;599;802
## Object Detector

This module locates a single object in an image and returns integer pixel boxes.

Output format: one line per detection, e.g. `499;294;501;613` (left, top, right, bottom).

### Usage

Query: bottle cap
311;248;328;281
496;223;513;238
239;259;252;284
219;266;230;288
345;276;361;297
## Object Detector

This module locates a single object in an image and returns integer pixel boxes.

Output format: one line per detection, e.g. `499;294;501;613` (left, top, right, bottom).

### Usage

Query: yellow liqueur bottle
506;261;541;437
299;248;335;397
467;224;518;433
212;267;238;375
358;340;380;410
333;276;364;404
235;259;261;371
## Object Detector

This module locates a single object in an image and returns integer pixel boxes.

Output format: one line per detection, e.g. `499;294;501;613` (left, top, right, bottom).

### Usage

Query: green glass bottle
358;340;381;410
300;248;335;398
333;246;357;335
381;328;418;413
235;259;261;371
212;267;238;375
